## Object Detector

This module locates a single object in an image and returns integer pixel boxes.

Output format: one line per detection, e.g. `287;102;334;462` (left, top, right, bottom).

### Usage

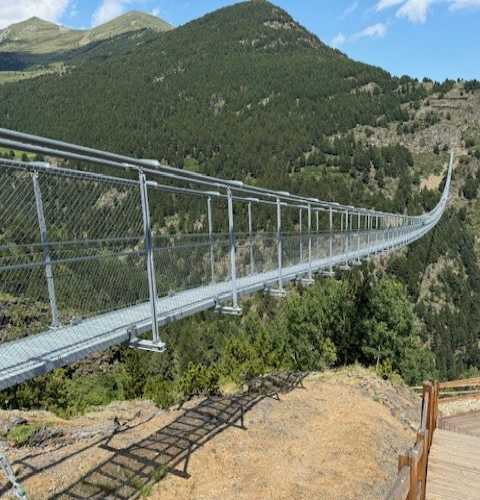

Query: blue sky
1;0;479;81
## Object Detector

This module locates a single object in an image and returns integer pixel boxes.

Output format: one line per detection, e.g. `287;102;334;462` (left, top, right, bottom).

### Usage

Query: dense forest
0;1;424;183
1;0;479;414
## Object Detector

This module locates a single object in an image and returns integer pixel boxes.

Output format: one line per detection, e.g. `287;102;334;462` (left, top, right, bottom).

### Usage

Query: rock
0;416;28;436
28;426;63;447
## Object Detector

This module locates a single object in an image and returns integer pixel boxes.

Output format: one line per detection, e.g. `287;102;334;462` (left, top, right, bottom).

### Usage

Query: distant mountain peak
20;16;50;24
90;10;173;34
6;16;60;31
0;11;172;54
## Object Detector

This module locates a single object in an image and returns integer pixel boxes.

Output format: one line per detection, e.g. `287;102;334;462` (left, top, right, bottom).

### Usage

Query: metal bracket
266;287;287;298
319;270;335;277
0;451;28;499
129;338;167;353
215;305;243;316
300;278;315;287
128;327;166;353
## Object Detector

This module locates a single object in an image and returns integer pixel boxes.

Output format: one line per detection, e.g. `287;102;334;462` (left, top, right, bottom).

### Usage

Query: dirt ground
0;368;419;500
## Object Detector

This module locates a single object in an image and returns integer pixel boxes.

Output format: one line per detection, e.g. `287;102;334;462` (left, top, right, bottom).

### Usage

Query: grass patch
183;157;201;173
464;126;480;149
0;146;36;160
7;424;42;447
153;464;168;481
413;152;448;178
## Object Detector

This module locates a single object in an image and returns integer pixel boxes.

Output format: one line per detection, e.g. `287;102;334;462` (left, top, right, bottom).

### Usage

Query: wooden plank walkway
427;426;480;499
440;411;480;437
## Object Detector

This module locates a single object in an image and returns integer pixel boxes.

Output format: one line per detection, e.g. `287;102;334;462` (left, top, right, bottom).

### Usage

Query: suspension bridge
0;128;453;393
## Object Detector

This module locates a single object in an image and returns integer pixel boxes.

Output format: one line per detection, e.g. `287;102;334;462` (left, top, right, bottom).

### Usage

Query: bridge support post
299;208;303;262
307;204;312;279
302;203;314;286
340;209;351;271
329;207;334;274
139;171;161;344
322;207;336;277
207;196;215;283
248;201;255;275
353;212;361;266
223;188;241;314
345;209;349;254
367;214;371;253
269;197;286;297
32;171;60;329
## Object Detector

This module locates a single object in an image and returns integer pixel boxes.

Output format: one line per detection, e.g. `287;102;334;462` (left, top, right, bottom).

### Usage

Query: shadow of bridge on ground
51;372;306;499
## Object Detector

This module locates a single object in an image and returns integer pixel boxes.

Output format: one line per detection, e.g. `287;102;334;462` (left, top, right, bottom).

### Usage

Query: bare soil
0;367;419;500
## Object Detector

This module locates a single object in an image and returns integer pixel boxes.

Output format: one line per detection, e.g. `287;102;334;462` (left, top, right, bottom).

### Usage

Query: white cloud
376;0;405;11
396;0;431;23
375;0;480;23
332;23;388;47
331;32;347;47
353;22;388;39
92;0;135;26
151;7;161;17
449;0;480;10
0;0;71;29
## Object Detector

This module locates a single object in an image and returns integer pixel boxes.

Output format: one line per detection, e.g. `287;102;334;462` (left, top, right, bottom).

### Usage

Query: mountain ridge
0;0;410;183
0;11;173;54
1;0;480;438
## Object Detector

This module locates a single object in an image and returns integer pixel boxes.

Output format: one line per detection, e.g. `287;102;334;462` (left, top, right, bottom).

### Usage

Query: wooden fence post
417;430;428;500
408;447;419;500
386;380;441;500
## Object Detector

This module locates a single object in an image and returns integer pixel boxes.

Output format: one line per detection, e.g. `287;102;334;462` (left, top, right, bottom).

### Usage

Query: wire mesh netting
0;151;449;390
0;162;149;343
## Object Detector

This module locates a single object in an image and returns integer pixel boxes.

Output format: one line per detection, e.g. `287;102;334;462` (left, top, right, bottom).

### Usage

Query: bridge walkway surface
0;232;418;391
0;129;453;394
426;414;480;500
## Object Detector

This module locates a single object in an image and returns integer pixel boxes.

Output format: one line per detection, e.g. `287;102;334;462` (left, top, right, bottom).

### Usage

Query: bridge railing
0;157;431;346
0;128;453;354
386;382;439;500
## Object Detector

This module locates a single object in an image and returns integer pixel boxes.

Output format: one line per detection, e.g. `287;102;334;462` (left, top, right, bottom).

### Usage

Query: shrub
61;367;131;416
176;363;220;400
143;377;176;409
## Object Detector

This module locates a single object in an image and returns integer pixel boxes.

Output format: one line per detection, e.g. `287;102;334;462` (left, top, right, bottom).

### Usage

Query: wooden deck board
427;425;480;500
441;411;480;437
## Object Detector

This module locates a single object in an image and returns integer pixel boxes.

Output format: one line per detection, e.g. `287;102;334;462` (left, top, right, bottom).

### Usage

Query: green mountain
85;11;173;46
1;0;479;384
0;0;418;187
0;11;172;54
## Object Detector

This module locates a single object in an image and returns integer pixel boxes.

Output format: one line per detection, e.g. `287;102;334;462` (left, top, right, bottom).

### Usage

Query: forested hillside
0;1;422;182
1;1;480;413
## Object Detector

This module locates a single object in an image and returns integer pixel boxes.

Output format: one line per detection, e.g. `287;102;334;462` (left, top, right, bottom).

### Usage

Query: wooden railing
437;377;480;404
386;381;439;500
387;376;480;499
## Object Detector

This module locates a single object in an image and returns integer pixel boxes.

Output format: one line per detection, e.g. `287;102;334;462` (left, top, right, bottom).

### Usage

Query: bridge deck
427;423;480;499
0;225;430;391
0;255;342;390
439;411;480;437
